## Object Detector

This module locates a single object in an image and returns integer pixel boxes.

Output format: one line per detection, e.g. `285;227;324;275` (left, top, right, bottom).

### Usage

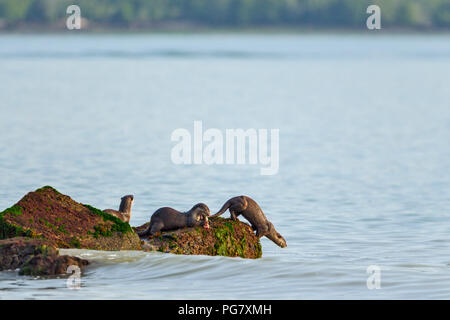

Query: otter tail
211;200;231;217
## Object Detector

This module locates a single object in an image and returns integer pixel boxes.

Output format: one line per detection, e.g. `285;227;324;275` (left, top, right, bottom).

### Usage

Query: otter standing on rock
212;196;287;248
137;203;210;237
103;195;134;223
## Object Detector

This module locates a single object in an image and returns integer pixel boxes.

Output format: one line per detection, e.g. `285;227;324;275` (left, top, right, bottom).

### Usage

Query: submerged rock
0;186;141;251
134;217;262;259
0;237;88;276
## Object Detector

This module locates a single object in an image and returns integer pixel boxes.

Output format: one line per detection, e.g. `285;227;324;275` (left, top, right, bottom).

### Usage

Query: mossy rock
0;186;141;251
134;217;262;259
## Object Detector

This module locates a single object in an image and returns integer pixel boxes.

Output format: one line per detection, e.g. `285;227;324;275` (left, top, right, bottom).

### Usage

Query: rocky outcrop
0;186;141;251
134;217;262;259
0;185;263;273
0;237;88;276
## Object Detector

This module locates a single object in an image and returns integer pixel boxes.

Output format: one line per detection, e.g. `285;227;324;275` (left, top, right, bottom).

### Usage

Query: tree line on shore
0;0;449;30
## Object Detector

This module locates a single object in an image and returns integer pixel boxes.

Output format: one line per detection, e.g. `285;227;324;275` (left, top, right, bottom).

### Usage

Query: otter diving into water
103;195;134;223
212;196;287;248
137;203;210;237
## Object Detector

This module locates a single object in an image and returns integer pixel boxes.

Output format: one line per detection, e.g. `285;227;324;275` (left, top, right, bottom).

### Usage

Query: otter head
188;203;210;229
266;222;287;248
121;194;134;202
119;195;134;221
270;231;287;248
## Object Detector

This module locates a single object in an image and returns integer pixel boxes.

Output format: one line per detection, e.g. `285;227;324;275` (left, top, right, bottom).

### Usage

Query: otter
103;195;134;223
137;203;210;237
212;196;287;248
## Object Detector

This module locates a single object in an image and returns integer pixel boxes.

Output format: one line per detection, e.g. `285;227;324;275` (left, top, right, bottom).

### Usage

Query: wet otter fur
137;203;210;237
103;195;134;223
212;196;287;248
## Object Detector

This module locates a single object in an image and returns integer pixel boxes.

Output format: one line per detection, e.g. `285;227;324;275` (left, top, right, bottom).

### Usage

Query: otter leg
255;223;270;238
230;210;240;221
229;200;246;221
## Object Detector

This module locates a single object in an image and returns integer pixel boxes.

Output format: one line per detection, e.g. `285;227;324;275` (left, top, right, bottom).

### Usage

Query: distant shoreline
1;25;449;35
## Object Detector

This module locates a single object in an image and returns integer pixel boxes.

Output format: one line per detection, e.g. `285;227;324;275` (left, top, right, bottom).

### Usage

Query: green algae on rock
134;217;262;259
0;186;141;251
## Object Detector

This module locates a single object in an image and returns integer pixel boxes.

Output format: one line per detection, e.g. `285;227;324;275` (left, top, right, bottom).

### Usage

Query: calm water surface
0;34;449;299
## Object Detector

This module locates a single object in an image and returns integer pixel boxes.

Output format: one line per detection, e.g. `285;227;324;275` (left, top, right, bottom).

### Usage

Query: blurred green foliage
0;0;448;29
